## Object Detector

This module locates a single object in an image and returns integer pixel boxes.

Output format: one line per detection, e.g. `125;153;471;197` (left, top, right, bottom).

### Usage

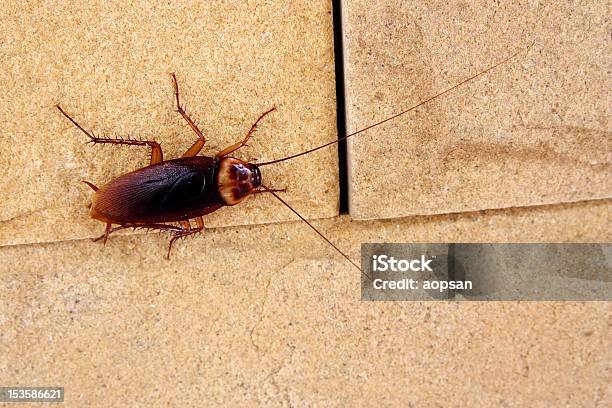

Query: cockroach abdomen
89;156;223;224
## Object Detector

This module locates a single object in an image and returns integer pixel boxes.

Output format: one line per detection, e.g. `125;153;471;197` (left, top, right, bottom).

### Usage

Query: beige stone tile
0;0;338;246
342;1;611;219
1;200;610;406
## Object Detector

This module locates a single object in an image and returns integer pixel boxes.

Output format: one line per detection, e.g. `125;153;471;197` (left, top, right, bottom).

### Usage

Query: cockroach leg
166;217;204;260
93;225;121;242
56;104;96;140
149;143;163;164
101;223;112;245
170;73;207;158
215;106;276;158
56;105;164;165
92;223;183;243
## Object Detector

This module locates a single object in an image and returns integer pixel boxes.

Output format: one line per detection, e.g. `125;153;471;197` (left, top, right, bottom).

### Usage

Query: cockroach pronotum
57;47;528;283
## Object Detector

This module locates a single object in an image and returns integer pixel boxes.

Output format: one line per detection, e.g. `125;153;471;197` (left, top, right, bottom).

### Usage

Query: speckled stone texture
1;0;610;406
1;201;610;406
342;0;610;219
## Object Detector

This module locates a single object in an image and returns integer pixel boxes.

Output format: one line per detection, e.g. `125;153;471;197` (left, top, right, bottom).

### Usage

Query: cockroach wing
91;156;224;224
159;170;206;209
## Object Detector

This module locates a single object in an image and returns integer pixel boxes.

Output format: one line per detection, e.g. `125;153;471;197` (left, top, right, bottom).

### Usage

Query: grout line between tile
2;197;611;250
332;0;349;215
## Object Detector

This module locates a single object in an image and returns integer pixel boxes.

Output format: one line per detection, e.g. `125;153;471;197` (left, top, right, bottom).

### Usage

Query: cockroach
57;48;527;280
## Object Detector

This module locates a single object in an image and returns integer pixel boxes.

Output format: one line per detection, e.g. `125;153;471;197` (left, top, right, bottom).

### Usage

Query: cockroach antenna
257;45;532;167
261;184;399;301
261;185;360;270
257;45;532;293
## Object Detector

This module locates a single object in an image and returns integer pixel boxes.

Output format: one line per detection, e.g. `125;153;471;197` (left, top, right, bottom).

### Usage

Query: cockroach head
217;158;262;205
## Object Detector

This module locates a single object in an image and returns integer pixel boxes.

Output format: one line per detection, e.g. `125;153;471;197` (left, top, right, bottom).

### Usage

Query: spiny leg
170;73;207;157
93;224;121;243
216;106;276;157
166;217;204;260
101;223;111;245
56;104;163;165
92;223;183;243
